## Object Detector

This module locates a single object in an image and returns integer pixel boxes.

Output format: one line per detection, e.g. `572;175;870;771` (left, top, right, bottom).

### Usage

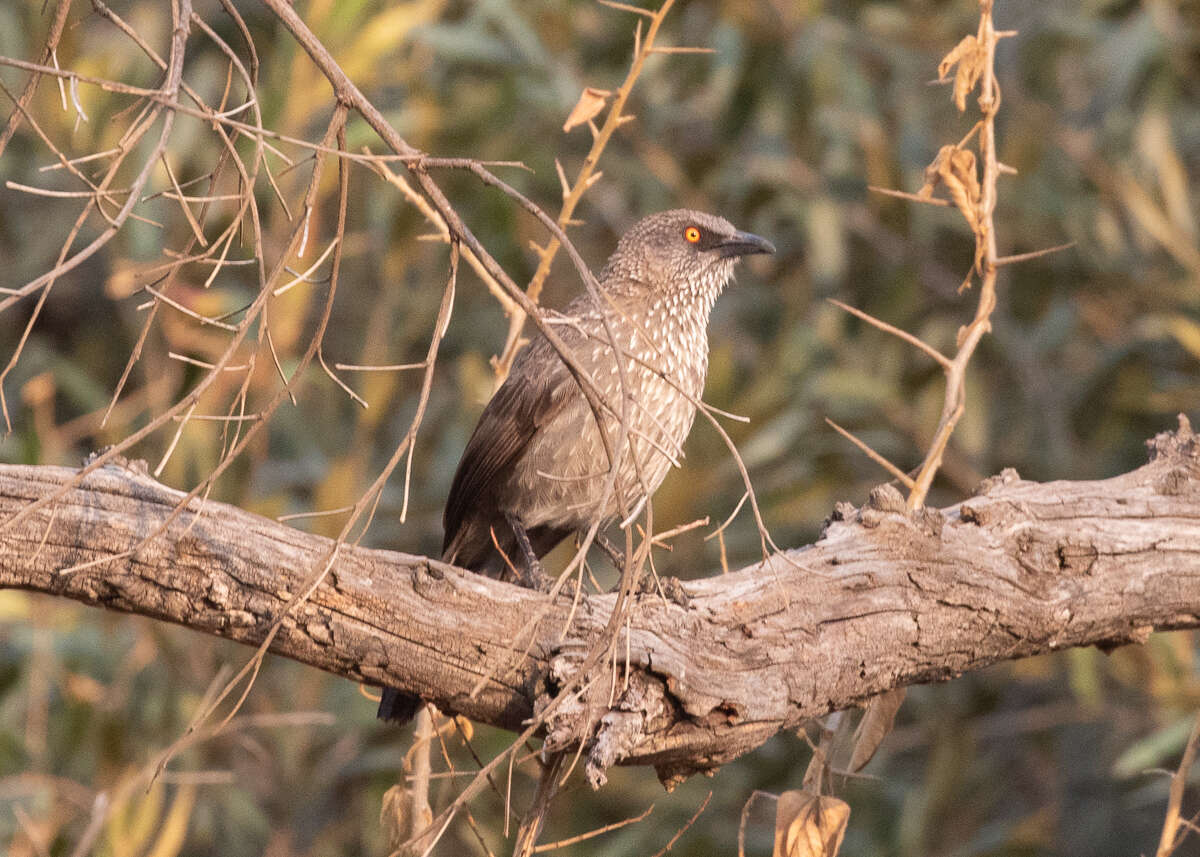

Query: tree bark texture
2;418;1199;785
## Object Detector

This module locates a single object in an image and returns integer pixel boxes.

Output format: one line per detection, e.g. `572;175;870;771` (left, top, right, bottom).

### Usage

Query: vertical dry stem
491;0;680;379
907;0;1003;509
1155;711;1200;857
832;0;1012;792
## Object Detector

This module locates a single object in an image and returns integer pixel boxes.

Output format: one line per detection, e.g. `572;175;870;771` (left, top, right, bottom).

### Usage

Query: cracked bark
2;418;1199;786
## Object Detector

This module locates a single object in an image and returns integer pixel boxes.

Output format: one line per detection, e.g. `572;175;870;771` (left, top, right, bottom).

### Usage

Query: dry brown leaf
380;784;409;851
919;144;956;198
951;149;981;209
563;87;611;132
938;35;985;111
773;790;850;857
452;713;474;740
973;235;988;275
941;147;981;233
937;35;975;80
953;54;983;112
941;169;971;224
940;147;989;276
848;688;905;772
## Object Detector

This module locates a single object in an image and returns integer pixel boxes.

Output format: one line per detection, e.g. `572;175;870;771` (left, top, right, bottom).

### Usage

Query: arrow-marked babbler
378;209;775;722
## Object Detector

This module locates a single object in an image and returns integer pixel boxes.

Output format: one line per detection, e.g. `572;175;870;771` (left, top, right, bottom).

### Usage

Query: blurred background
1;0;1198;854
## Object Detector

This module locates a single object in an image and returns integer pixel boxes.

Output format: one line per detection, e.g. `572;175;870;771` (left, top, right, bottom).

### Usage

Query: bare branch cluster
3;1;1194;855
1;420;1199;845
0;0;767;852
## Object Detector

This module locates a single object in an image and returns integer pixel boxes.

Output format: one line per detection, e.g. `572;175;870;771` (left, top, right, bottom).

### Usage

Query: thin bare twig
824;418;915;489
1156;710;1200;857
492;0;685;379
994;241;1075;266
868;184;951;207
648;790;712;857
532;804;655;852
827;298;952;370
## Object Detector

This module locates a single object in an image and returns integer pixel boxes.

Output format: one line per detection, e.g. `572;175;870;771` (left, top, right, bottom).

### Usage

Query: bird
377;209;775;722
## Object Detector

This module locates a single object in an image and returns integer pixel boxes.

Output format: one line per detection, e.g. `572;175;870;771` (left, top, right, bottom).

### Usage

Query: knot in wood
820;501;859;539
1056;539;1099;576
305;617;334;645
1147;413;1197;462
1015;528;1057;579
1014;529;1097;588
1157;466;1195;497
958;501;986;525
857;485;944;539
865;483;906;514
974;466;1022;495
410;560;448;596
205;576;232;609
584;672;669;789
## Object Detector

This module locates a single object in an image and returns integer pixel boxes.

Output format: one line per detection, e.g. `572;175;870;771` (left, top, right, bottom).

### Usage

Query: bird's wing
441;336;574;559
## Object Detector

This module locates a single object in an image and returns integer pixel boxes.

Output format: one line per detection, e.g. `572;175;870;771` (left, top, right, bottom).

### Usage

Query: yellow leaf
938;35;984;111
0;590;30;620
563;87;611;132
937;35;977;81
343;1;448;82
380;784;410;852
145;784;197;857
1168;316;1200;362
849;688;905;772
774;790;850;857
106;776;164;857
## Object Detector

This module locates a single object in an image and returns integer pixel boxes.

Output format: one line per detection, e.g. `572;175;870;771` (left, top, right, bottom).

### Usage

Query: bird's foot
517;558;552;592
591;533;627;569
505;512;554;591
589;533;688;606
528;566;586;600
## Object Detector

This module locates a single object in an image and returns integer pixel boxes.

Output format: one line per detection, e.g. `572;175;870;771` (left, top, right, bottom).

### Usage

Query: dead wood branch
2;419;1200;786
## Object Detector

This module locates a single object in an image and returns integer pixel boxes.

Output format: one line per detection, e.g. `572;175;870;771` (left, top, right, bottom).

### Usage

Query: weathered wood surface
2;419;1199;783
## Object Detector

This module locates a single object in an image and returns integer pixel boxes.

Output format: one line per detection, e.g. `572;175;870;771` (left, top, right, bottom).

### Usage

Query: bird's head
598;209;775;301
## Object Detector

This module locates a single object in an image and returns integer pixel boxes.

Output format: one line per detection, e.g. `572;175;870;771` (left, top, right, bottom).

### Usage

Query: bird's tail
378;525;558;725
377;686;423;724
377;544;467;725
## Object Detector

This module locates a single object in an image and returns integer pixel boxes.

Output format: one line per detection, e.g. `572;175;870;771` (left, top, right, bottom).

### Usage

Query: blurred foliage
1;0;1199;854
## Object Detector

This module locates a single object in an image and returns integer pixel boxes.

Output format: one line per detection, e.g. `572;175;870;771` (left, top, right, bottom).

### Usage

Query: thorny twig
2;2;762;853
818;0;1043;793
492;0;683;379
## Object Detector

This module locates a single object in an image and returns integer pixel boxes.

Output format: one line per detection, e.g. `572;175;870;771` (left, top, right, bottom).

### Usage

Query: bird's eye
684;226;701;244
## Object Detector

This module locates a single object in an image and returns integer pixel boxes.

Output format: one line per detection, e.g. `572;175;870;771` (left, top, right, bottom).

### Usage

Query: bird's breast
507;305;710;531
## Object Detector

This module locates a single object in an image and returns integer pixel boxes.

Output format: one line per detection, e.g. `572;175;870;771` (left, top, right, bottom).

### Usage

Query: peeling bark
2;418;1199;784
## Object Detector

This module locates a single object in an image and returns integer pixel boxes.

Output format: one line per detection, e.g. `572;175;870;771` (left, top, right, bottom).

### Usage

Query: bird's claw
518;559;552;592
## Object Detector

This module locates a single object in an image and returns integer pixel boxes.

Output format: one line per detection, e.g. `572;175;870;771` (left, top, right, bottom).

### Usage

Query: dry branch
3;419;1199;786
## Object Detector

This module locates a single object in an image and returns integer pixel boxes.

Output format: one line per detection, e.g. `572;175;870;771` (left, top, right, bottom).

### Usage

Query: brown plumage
378;209;774;722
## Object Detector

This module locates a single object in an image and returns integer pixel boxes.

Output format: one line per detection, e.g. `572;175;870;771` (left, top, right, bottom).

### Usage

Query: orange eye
684;226;701;243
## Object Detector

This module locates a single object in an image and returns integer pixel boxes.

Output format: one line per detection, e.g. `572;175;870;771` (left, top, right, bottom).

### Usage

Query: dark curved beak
716;229;776;259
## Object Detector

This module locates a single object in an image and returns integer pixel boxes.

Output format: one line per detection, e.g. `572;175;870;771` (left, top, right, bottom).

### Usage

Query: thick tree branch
2;418;1199;785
